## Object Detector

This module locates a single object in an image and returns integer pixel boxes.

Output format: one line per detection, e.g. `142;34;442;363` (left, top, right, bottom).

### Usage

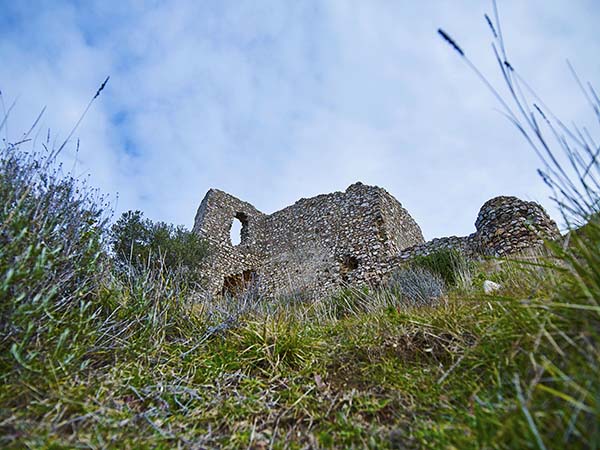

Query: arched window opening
229;212;249;246
230;218;243;245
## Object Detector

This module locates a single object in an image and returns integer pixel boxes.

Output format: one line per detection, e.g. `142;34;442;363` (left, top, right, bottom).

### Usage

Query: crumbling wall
193;186;560;300
473;196;561;255
193;182;424;298
192;189;266;296
398;235;475;260
256;182;424;296
398;196;560;260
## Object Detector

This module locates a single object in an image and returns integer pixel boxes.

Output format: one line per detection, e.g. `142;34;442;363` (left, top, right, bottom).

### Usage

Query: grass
1;210;597;448
411;249;471;288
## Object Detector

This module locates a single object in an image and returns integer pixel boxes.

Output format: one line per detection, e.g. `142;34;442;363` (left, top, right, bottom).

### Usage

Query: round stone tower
474;196;560;256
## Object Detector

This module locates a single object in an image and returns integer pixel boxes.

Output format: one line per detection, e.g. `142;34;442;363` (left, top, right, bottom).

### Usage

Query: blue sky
1;0;599;238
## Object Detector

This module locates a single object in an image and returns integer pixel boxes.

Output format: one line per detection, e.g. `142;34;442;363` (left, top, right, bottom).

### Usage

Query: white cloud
1;0;598;239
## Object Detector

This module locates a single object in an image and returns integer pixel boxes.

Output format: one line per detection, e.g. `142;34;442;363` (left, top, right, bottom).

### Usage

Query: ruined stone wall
193;185;560;300
398;235;475;260
398;196;560;260
192;189;266;296
379;188;426;254
473;196;561;256
193;182;424;298
255;182;424;296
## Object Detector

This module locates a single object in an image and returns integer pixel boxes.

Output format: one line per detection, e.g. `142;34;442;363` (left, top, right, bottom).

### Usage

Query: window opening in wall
222;269;256;297
340;255;359;282
342;255;359;271
230;218;243;245
229;212;249;246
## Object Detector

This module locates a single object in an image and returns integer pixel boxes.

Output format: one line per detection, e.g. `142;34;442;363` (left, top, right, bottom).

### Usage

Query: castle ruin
193;182;560;299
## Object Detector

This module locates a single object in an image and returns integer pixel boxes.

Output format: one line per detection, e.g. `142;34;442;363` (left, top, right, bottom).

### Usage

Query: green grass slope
0;144;598;448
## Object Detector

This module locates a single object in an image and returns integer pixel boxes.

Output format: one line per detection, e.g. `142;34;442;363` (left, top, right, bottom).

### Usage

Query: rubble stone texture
398;196;561;259
193;184;560;299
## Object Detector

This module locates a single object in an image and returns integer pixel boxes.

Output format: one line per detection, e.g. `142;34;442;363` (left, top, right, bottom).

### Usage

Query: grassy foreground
0;140;597;449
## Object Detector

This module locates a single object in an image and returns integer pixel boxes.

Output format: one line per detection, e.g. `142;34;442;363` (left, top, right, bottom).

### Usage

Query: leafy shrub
0;132;201;384
388;266;446;307
110;210;208;284
328;287;372;318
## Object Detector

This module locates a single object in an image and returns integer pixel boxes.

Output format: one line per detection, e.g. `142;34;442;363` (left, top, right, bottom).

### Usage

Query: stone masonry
193;182;424;298
193;184;560;299
398;196;561;259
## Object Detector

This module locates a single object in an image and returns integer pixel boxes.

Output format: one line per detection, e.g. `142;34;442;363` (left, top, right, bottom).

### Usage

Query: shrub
110;210;208;285
0;119;201;397
327;287;371;318
388;266;446;307
411;248;471;287
0;144;110;375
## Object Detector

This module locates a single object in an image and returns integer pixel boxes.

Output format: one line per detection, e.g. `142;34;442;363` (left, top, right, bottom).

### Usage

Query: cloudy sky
1;0;599;238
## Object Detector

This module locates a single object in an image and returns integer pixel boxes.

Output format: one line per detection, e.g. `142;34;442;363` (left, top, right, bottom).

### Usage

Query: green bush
388;266;446;306
110;210;208;284
0;134;201;389
0;145;110;375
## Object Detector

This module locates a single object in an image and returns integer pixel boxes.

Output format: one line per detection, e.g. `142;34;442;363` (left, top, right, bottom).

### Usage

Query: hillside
0;142;598;449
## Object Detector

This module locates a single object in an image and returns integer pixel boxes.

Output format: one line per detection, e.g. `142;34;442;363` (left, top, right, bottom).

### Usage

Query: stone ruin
192;182;560;299
398;196;562;260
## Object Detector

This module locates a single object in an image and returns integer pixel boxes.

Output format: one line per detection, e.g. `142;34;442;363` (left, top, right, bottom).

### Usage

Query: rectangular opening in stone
222;269;256;297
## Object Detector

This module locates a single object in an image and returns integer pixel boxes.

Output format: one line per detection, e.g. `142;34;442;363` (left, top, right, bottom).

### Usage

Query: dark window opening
222;269;256;297
341;255;359;271
340;255;359;282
